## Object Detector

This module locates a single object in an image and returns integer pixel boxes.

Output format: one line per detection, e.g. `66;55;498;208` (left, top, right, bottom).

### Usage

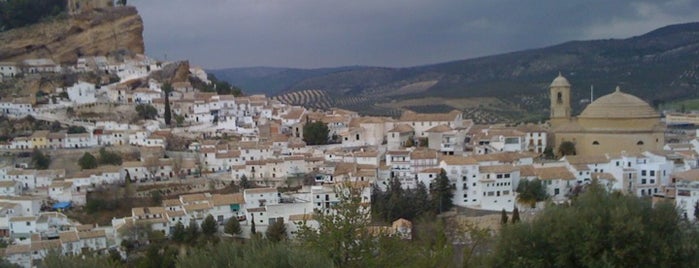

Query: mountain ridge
211;21;699;121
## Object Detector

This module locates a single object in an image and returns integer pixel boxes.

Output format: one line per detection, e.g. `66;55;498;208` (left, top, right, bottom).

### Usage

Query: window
650;170;655;176
592;141;599;145
641;170;647;176
641;179;646;184
637;141;644;145
557;92;562;103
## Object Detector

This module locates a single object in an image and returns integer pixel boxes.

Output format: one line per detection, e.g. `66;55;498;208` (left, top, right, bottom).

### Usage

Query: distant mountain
212;22;699;122
207;66;365;95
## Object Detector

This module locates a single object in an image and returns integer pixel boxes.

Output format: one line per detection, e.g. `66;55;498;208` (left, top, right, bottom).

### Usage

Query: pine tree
185;219;199;244
266;220;287;242
250;214;256;234
224;217;242;236
171;221;185;242
430;169;454;214
201;214;218;236
500;209;508;225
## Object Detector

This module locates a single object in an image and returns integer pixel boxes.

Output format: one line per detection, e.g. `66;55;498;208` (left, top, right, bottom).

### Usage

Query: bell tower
549;72;571;127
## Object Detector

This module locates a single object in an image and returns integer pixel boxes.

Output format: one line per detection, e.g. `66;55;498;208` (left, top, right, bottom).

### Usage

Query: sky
130;0;699;69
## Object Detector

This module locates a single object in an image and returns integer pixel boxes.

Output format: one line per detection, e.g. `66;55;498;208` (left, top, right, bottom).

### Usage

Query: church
548;74;665;156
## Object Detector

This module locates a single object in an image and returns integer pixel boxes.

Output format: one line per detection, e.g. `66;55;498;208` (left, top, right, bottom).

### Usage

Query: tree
430;169;454;214
67;125;87;134
49;120;61;132
516;179;547;208
78;152;98;170
511;206;521;223
201;214;218;236
250;214;256;235
225;217;242;236
302;121;330;145
489;183;699;267
558;141;576;156
185;219;200;244
32;149;50;169
135;104;158;120
239;175;251;189
163;83;172;126
171;221;185;242
266;220;287;242
542;146;555;159
404;136;415;147
150;190;162;205
500;209;508;225
99;147;122;165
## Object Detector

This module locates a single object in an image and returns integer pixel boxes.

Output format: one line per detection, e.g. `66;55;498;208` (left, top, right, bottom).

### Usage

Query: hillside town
0;53;698;267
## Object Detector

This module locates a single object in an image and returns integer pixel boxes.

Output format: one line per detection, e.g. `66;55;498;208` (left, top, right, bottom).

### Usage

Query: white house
65;81;97;104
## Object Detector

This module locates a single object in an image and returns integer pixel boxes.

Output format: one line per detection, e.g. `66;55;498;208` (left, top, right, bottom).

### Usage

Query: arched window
637;141;644;145
557;92;563;104
592;141;599;145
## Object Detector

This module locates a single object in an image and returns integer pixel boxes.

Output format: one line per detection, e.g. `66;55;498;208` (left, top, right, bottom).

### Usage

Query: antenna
590;85;594;102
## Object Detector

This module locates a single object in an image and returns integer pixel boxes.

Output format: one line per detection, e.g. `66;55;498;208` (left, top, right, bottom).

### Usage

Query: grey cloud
130;0;699;69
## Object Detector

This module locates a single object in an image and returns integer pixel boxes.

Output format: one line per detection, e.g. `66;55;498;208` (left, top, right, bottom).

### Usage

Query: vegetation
202;74;243;96
78;152;98;170
98;147;122;166
500;209;508;225
558;141;576;156
224;217;242;236
372;178;431;223
66;125;87;134
31;149;50;169
0;0;67;32
265;220;287;242
511;206;521;223
302;121;329;145
515;179;547;208
135;104;158;120
162;83;172;126
490;183;699;267
430;169;454;214
239;175;252;189
201;214;218;236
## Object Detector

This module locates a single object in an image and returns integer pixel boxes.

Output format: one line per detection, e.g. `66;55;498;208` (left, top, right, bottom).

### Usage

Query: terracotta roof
410;149;439;160
592;172;616;181
79;230;106;239
673;169;699;182
440;155;477;166
534;166;575;180
181;193;209;203
425;124;453;133
519;165;536;177
388;124;414;133
564;155;609;165
419;167;443;173
212;193;244;206
59;231;80;242
162;199;182;207
392;218;412;229
183;203;213;212
399;110;461;122
247;207;266;212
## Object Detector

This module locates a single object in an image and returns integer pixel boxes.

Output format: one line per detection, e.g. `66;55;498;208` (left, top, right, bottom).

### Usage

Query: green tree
67;125;87;134
516;179;547;208
40;251;122;268
542;146;555;159
430;169;454;214
162;83;172;126
266;220;287;242
184;219;200;244
302;121;329;145
239;175;251;189
224;217;242;236
511;206;521;223
489;183;699;267
32;149;50;169
49;120;61;132
201;214;218;236
500;209;508;225
78;152;98;170
250;214;256;235
170;221;185;242
558;141;576;156
176;239;333;268
404;136;415;147
99;147;122;165
135;104;158;120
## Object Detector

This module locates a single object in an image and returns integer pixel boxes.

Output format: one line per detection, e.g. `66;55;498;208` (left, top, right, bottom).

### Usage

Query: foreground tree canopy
491;183;699;267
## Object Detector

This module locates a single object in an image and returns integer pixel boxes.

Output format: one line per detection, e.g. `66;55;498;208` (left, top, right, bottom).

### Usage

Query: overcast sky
130;0;699;69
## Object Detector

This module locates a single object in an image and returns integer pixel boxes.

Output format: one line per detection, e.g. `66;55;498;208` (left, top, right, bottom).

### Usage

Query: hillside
212;22;699;122
0;6;144;64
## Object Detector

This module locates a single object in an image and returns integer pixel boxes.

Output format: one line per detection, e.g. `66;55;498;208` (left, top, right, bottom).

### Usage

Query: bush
78;152;98;170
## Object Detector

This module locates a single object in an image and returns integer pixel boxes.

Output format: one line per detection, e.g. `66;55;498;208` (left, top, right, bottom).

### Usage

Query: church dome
579;87;658;119
550;73;570;87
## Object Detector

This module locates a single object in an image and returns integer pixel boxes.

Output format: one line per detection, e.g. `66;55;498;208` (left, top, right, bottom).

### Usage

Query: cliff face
0;6;144;64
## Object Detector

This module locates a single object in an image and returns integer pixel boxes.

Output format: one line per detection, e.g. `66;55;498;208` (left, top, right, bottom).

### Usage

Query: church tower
549;73;571;127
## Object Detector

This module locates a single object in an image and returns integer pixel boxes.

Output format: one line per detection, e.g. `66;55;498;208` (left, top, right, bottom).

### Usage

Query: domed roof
550;73;570;87
579;87;659;119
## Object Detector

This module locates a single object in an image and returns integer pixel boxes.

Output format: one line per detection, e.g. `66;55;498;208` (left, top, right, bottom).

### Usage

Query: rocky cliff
0;6;144;64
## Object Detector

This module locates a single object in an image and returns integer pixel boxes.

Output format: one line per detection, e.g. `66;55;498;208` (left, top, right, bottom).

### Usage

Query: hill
211;22;699;122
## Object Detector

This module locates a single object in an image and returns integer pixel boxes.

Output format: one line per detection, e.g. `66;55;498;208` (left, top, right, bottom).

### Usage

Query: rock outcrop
0;6;144;64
